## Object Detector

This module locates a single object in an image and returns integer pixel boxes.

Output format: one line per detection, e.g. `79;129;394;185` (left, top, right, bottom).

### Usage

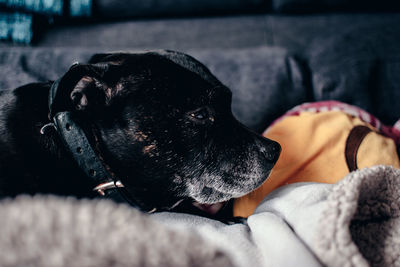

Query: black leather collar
42;63;153;212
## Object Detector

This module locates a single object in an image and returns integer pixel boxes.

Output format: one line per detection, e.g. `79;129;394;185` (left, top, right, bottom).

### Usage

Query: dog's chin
188;186;242;215
186;187;231;215
195;181;272;214
192;201;227;215
187;170;273;215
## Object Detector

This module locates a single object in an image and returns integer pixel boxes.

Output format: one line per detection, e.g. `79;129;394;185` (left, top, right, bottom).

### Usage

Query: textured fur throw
315;166;400;267
0;196;233;267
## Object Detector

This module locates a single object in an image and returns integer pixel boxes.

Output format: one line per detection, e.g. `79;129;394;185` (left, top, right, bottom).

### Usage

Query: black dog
0;50;280;219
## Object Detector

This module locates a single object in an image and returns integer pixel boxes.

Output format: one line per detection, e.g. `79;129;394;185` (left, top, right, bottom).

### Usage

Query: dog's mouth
192;201;226;215
186;178;262;215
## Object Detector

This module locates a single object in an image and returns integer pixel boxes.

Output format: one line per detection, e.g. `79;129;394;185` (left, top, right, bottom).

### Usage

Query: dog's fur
0;51;280;217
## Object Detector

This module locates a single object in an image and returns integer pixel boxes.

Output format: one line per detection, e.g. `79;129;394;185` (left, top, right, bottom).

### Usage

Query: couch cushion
308;22;400;125
273;0;400;13
264;14;400;55
94;0;270;18
37;15;269;50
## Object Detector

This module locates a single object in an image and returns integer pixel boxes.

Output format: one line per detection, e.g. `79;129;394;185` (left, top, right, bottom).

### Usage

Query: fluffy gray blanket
0;166;399;267
314;166;400;267
0;196;233;267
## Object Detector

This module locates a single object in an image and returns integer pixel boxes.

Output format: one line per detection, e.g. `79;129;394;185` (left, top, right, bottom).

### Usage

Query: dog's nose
254;136;281;163
265;141;281;162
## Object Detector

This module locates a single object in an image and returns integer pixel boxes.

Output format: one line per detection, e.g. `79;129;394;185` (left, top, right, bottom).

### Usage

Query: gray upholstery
272;0;400;13
94;0;269;18
36;15;270;50
308;22;400;124
32;14;400;54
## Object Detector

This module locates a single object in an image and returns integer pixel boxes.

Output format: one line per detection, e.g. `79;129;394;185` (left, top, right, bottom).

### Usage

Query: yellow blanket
234;110;400;218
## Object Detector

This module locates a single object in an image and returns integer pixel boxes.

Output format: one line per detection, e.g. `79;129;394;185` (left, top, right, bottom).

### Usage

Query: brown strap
345;125;373;172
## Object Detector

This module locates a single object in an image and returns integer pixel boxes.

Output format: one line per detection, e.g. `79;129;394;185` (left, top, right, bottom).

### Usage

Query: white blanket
153;165;400;267
152;182;330;267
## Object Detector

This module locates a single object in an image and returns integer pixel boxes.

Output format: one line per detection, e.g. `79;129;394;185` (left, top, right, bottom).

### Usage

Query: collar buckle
93;180;124;196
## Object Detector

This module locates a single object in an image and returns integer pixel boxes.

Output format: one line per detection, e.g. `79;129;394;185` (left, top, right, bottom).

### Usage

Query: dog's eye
191;109;207;120
188;108;214;123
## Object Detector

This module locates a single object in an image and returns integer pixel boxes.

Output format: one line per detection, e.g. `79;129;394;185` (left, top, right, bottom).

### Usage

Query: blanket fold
314;166;400;267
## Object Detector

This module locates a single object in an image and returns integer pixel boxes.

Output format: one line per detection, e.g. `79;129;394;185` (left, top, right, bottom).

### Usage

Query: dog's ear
50;64;114;117
70;75;110;112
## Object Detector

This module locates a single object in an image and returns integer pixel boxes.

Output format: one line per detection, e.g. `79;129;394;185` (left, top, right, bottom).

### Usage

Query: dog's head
51;51;281;212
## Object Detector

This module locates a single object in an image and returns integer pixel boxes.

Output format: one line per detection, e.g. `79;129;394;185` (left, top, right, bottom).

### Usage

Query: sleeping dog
0;50;280;220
